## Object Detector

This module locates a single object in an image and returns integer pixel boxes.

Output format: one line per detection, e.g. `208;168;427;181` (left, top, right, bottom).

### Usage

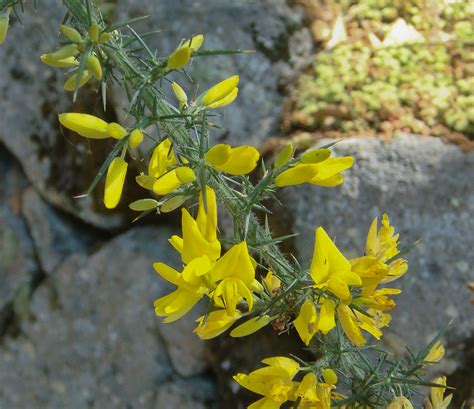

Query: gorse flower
205;144;260;175
166;34;204;71
387;396;414;409
275;148;354;188
424;377;453;409
41;21;111;92
201;75;239;109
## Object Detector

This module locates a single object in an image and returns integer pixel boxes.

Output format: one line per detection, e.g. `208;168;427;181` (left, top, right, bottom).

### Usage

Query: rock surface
0;226;215;408
284;134;474;353
116;0;313;146
0;1;133;229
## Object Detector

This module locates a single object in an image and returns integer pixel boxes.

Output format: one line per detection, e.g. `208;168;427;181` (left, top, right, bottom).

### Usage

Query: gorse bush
0;0;457;407
288;0;473;140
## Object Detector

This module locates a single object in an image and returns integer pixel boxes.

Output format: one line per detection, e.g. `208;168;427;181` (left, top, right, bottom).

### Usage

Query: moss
289;0;474;139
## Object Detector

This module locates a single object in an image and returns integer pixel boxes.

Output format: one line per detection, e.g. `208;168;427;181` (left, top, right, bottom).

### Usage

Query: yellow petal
175;166;196;183
301;148;331;164
154;289;201;323
104;157;128;209
168;235;183;254
166;46;191;70
107;122;128;139
213;242;254;285
152;262;181;286
183;34;204;52
260;356;300;378
202;75;239;106
206;87;239;109
196;185;218;242
41;54;78;67
209;145;260;175
194;309;240;340
64;70;92;91
275;164;318;187
425;341;445;363
311;157;354;181
153;170;182;195
322;368;338;385
387;396;414;409
264;271;281;293
294;299;318;345
337;304;366;346
58;113;109;139
129;129;144;149
51;44;79;59
205;144;232;166
230;315;272;338
318;298;336;334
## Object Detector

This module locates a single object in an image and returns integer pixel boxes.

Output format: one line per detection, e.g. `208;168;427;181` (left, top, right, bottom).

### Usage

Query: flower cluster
13;1;456;406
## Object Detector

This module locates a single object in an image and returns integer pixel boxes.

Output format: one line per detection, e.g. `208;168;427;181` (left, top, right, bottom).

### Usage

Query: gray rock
22;187;100;275
116;0;313;146
155;377;217;409
158;301;210;377
284;134;474;352
0;226;214;408
0;1;130;229
0;147;38;330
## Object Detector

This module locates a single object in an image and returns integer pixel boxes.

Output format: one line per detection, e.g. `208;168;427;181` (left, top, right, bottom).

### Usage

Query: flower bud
88;22;100;42
322;368;338;385
206;88;238;109
60;24;83;43
52;44;80;59
202;75;239;107
274;143;294;169
129;129;144;149
166;46;191;70
64;70;92;91
104;157;128;209
0;8;11;45
182;34;204;52
86;54;102;80
98;32;112;43
205;144;231;166
58;113;109;139
40;54;78;68
171;82;188;109
107;122;128;139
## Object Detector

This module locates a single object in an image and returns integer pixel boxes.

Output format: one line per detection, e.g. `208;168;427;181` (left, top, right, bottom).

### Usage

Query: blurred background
0;0;473;407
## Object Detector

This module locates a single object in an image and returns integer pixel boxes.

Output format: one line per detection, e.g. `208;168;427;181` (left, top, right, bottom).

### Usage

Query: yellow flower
294;299;319;345
107;122;128;139
194;309;241;339
233;357;300;409
0;8;11;45
309;227;361;302
275;149;353;188
201;75;239;109
50;44;80;59
424;341;446;364
322;368;338;386
230;315;272;338
166;45;191;70
181;34;204;52
169;186;221;264
337;304;383;346
205;144;260;175
153;255;213;323
425;376;452;409
387;396;414;409
104;157;128;209
295;372;334;409
264;271;281;294
211;242;257;315
58;113;109;139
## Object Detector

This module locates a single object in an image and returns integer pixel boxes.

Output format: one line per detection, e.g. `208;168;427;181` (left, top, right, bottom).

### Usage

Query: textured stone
116;0;313;146
0;147;38;328
0;226;213;408
155;378;217;409
0;1;131;229
22;187;100;275
284;134;474;351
